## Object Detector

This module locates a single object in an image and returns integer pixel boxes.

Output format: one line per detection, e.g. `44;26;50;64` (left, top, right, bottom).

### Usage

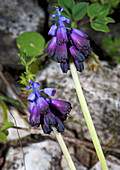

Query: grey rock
0;0;45;68
3;140;61;170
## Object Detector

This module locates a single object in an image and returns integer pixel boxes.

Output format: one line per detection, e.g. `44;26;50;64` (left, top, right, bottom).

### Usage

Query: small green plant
0;100;14;143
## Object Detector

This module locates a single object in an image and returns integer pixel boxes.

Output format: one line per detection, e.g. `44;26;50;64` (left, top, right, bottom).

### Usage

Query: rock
90;155;120;170
0;0;45;68
3;140;61;170
0;106;30;141
36;60;120;146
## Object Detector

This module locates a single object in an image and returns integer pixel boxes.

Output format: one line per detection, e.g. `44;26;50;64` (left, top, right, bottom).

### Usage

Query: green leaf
95;17;115;25
58;0;75;15
1;122;14;131
0;101;8;123
17;32;45;57
114;37;120;46
102;38;114;48
110;0;120;8
87;3;110;19
72;2;88;21
0;132;7;142
90;20;109;32
117;56;120;64
100;0;109;5
109;47;118;56
90;0;98;2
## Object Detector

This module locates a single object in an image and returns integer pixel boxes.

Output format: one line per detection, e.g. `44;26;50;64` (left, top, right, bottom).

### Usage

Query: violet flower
27;80;72;134
45;7;91;73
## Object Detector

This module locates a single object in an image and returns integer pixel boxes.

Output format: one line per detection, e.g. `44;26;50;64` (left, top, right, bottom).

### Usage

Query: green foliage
102;36;120;63
58;0;75;15
18;52;36;86
72;2;89;21
17;32;45;57
87;3;115;32
0;100;14;143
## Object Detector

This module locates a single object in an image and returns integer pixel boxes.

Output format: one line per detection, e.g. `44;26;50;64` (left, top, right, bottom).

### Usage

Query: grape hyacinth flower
45;7;91;73
27;80;72;134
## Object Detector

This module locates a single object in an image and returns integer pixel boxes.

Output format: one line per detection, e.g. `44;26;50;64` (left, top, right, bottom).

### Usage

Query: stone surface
0;0;45;68
3;140;61;170
36;60;120;146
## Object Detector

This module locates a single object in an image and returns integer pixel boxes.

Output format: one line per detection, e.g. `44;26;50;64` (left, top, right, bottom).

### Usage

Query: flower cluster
45;7;91;73
27;80;72;134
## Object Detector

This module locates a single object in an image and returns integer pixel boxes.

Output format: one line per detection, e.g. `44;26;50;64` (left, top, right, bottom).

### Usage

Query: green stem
52;127;76;170
70;62;108;170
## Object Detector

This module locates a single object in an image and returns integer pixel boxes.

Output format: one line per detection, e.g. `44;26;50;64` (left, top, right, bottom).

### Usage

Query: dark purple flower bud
44;110;56;125
29;100;37;113
70;32;91;56
69;46;85;62
71;28;88;38
30;106;40;127
43;88;56;96
42;118;52;134
45;36;57;57
33;82;40;89
37;97;49;114
55;44;68;63
55;117;64;132
48;24;57;36
50;99;72;114
26;86;31;91
27;93;35;102
60;61;69;73
74;60;84;72
56;26;68;45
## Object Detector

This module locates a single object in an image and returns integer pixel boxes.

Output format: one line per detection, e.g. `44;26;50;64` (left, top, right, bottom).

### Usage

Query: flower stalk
52;127;76;170
69;61;108;170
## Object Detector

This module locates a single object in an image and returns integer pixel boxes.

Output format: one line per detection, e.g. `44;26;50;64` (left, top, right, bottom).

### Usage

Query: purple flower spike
60;61;69;73
44;110;56;125
45;36;57;57
55;44;68;63
74;60;84;72
69;46;85;62
50;99;72;114
30;106;40;127
56;26;68;45
55;117;64;132
70;32;91;56
27;93;35;102
43;88;56;96
48;24;57;36
71;28;88;38
29;100;37;113
37;97;49;114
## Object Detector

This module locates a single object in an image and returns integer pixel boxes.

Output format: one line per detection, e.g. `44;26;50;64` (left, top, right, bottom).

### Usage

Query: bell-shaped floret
44;110;56;125
69;46;85;62
43;88;56;97
29;106;40;127
74;60;84;72
27;93;35;102
50;99;72;114
71;28;88;38
37;97;49;114
45;36;57;57
55;44;68;63
48;24;57;36
56;26;68;45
